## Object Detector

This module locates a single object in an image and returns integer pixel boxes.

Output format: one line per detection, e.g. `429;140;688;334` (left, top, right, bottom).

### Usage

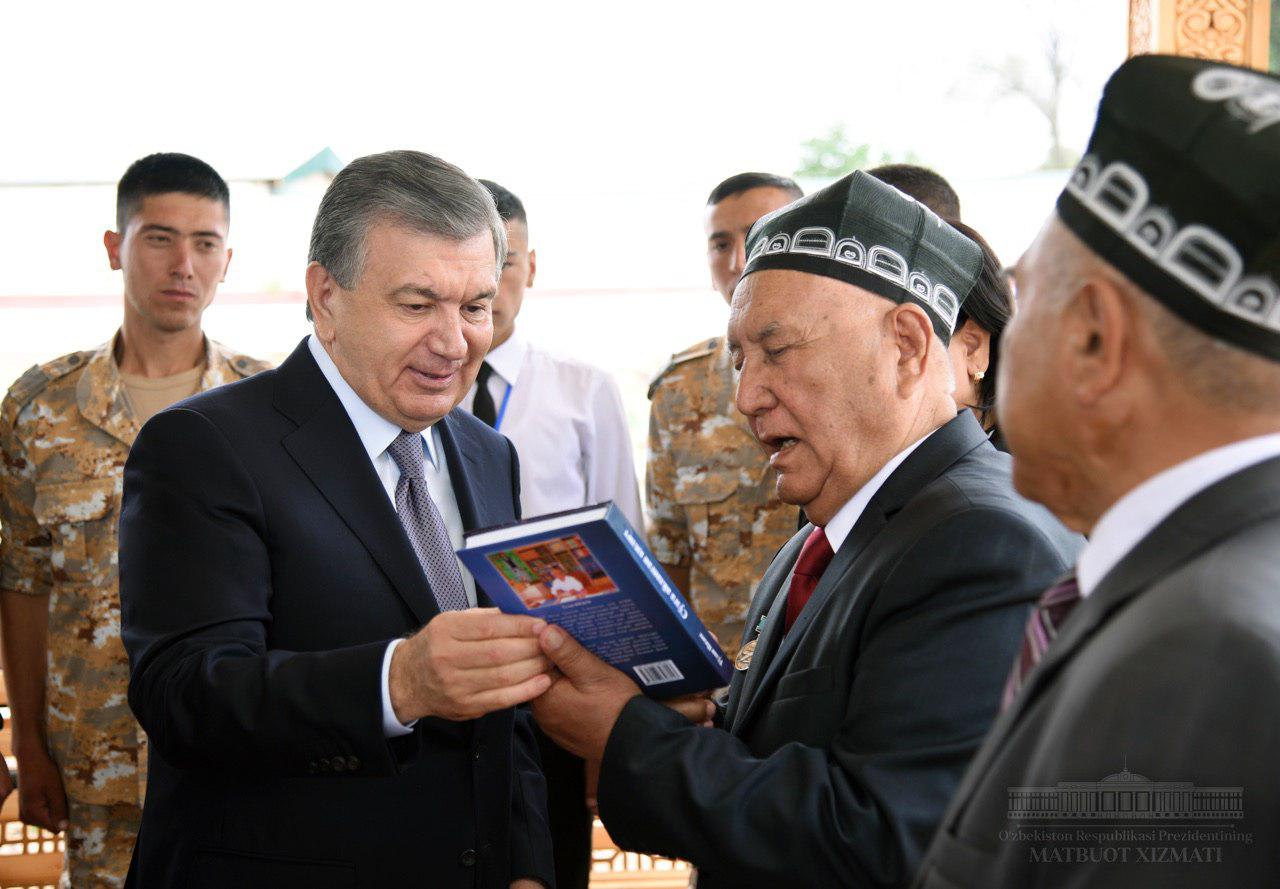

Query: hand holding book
387;609;552;723
456;502;733;698
531;624;718;763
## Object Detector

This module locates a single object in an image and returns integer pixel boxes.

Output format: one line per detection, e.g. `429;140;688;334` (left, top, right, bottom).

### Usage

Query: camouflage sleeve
644;385;689;567
0;401;52;596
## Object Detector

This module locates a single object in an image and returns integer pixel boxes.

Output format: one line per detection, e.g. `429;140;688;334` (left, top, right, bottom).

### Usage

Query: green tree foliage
795;125;916;179
1271;0;1278;74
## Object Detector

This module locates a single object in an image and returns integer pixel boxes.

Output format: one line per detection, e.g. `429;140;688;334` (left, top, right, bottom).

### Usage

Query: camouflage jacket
0;335;269;805
645;337;798;658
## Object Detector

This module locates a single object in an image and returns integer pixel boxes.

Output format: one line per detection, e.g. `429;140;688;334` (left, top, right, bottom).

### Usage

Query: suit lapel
730;412;991;736
728;539;800;734
724;530;804;732
274;341;440;626
731;509;887;735
944;454;1280;828
437;412;485;531
436;413;499;607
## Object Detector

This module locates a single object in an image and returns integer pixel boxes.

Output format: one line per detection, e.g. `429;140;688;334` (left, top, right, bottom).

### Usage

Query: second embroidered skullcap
741;170;983;341
1057;55;1280;361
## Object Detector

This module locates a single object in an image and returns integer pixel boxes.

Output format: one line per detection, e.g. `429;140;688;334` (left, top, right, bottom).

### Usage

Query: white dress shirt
462;330;644;528
823;431;933;552
1077;433;1280;597
308;335;478;737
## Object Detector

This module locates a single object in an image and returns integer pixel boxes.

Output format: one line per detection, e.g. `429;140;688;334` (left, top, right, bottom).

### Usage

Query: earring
972;369;985;382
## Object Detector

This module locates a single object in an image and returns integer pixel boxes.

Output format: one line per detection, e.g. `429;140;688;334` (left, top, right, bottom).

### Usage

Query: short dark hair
116;153;230;232
949;219;1011;423
706;172;803;207
867;164;961;220
479;179;527;227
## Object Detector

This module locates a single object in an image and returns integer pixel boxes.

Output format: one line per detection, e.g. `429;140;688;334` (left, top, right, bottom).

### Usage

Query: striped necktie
386;430;470;613
1000;574;1081;712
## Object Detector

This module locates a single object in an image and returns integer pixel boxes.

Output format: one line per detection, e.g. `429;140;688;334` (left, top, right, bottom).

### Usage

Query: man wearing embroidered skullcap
646;173;804;664
913;56;1280;889
528;170;1081;887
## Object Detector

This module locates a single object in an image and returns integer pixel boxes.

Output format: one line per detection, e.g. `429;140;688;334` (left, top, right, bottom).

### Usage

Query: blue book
457;502;733;697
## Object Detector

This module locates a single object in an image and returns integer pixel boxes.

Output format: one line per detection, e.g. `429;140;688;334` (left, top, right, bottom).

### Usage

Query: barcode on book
632;659;684;686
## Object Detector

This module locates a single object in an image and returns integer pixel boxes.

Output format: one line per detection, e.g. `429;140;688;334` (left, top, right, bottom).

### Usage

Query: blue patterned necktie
386;430;470;613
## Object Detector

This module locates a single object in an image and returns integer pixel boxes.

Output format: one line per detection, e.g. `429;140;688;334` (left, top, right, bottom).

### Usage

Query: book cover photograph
486;534;618;609
458;503;733;697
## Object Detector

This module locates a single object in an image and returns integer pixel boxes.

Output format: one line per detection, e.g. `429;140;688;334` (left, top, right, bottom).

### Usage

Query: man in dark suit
529;173;1081;888
914;56;1280;888
119;151;554;888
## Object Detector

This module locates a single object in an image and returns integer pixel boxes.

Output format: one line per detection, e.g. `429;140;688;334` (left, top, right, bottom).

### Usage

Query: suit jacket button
346;755;361;771
460;849;477;867
307;761;319;774
332;757;348;773
319;757;332;773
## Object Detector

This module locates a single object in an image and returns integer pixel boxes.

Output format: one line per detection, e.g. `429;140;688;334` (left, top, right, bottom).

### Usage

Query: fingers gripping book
457;502;732;697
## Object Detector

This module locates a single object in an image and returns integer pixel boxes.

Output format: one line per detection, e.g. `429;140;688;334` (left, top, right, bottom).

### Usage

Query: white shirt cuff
380;638;417;737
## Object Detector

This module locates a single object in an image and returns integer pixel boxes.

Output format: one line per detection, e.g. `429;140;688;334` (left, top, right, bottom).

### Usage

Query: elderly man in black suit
529;173;1081;888
915;56;1280;889
119;151;554;888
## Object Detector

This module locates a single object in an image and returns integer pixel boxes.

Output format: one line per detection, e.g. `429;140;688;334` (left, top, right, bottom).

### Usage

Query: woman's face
947;317;991;416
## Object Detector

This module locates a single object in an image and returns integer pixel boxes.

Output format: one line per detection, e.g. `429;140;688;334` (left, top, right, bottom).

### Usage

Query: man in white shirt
548;567;586;601
468;180;643;889
467;180;642;529
914;56;1280;888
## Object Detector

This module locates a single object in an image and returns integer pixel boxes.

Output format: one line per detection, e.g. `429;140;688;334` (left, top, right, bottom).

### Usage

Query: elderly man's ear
890;304;939;393
1062;276;1132;408
306;261;338;343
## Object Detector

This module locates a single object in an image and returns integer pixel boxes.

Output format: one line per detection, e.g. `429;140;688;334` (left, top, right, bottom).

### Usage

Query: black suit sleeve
598;507;1067;889
120;407;401;777
501;435;555;884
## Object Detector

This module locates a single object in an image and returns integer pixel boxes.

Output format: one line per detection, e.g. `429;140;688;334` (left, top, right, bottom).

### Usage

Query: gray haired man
119;151;554;888
915;56;1280;888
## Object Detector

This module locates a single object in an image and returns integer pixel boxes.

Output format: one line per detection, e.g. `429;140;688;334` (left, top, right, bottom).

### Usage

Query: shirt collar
485;329;528;387
307;334;442;468
823;430;934;552
1078;432;1280;597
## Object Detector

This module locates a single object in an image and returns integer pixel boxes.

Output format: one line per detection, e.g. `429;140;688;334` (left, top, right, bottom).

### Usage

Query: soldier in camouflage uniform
646;173;804;657
0;154;269;888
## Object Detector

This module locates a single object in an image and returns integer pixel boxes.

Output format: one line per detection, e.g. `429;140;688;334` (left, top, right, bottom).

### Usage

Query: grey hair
308;150;506;291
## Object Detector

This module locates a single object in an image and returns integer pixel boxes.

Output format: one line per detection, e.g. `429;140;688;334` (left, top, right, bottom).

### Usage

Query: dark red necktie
785;527;835;632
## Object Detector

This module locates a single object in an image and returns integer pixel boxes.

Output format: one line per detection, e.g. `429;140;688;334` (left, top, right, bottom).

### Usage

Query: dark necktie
386;431;470;613
1000;574;1081;711
472;361;497;427
784;526;835;632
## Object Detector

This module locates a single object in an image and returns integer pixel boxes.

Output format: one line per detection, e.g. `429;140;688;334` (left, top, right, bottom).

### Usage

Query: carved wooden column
1129;0;1272;69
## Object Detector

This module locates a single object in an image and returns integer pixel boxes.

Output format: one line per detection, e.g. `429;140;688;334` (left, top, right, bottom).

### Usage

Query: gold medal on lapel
735;638;758;672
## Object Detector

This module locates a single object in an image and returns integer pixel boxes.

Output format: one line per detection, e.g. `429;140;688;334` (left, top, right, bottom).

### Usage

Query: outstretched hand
530;625;642;760
531;626;717;760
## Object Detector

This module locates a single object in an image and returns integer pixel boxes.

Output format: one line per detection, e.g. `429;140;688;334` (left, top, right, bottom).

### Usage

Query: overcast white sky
0;0;1135;460
0;0;1129;294
3;0;1126;181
